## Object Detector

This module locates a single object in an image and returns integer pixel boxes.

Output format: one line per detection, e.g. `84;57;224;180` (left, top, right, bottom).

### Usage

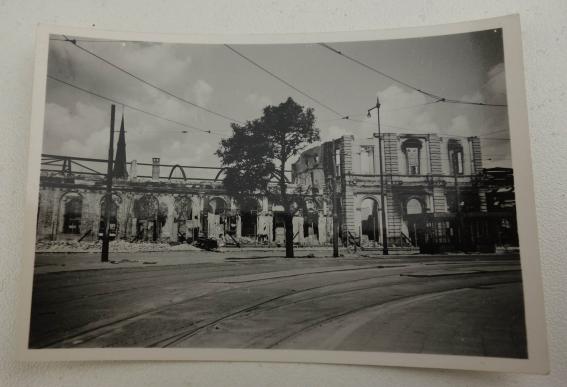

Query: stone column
160;196;175;241
318;212;327;244
236;215;242;238
293;215;304;244
37;189;58;241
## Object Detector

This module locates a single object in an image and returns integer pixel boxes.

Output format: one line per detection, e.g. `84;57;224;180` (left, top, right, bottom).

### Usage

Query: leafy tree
216;97;319;257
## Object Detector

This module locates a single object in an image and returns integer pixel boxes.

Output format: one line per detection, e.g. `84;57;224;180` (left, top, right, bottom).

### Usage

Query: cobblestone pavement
28;252;526;358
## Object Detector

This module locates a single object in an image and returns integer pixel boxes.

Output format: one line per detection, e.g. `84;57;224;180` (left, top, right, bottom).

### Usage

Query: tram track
151;272;520;348
32;265;400;348
30;261;521;349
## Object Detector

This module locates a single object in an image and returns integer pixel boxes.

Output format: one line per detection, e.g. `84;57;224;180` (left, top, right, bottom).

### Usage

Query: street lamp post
330;141;339;258
369;96;389;255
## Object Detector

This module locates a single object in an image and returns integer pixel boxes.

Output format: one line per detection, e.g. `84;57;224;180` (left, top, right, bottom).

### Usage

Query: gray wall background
1;1;565;386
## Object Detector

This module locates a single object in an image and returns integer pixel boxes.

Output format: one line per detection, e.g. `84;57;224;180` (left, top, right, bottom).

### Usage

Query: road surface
28;251;527;358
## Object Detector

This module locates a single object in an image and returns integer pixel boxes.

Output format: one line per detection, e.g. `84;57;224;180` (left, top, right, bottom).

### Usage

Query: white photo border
16;14;549;374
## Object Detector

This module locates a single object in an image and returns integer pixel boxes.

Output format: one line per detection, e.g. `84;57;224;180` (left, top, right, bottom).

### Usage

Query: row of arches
54;192;288;242
46;189;432;247
56;192;197;241
52;190;331;244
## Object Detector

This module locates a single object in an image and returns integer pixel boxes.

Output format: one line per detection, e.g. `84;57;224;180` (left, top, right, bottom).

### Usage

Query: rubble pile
36;240;200;253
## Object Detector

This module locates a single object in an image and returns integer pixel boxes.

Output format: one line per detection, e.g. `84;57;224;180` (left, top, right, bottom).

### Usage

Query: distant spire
113;114;128;179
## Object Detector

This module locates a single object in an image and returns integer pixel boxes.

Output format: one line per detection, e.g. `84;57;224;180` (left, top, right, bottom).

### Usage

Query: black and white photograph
19;18;548;372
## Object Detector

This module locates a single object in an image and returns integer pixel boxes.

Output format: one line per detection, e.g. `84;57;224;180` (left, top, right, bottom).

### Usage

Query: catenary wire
47;75;227;136
57;36;244;124
318;43;507;108
224;44;345;118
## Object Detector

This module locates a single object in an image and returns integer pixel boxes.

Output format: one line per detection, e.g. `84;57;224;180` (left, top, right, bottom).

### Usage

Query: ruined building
35;116;331;246
36;120;517;252
292;134;518;253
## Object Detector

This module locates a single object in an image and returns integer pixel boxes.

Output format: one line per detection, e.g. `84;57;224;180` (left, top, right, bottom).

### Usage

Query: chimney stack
129;160;137;181
152;157;160;180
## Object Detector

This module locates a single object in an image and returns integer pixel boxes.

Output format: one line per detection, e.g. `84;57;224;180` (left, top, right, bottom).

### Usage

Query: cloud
319;125;354;142
482;62;507;104
192;80;213;107
43;101;108;158
44;39;224;173
369;85;440;134
245;93;272;113
43;37;512;172
448;115;471;136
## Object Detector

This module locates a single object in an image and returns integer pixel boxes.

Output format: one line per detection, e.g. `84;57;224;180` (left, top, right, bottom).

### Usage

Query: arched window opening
133;195;160;241
173;196;194;242
402;138;422;175
206;197;229;239
208;197;227;215
63;196;82;234
239;198;261;238
99;196;119;240
174;196;193;221
448;139;464;175
406;198;423;215
360;198;381;245
303;199;320;243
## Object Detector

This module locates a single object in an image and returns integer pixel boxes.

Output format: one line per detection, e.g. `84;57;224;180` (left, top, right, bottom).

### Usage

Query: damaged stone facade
37;132;512;252
292;133;492;250
36;157;333;246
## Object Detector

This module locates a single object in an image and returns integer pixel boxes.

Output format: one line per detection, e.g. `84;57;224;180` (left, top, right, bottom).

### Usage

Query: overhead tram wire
318;43;508;108
318;101;443;124
57;36;244;124
224;44;346;119
47;75;226;136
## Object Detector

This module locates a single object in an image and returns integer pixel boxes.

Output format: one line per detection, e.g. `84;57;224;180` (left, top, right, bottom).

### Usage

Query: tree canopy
216;97;319;257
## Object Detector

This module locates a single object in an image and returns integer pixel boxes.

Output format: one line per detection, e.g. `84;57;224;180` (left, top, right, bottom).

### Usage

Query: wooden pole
101;104;116;262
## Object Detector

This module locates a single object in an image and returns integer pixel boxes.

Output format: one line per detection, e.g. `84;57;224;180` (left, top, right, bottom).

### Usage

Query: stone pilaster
428;134;442;174
433;186;447;213
340;136;358;237
471;137;483;173
382;133;399;175
385;191;401;240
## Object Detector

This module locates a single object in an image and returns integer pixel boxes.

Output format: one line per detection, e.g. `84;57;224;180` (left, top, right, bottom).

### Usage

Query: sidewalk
32;248;357;274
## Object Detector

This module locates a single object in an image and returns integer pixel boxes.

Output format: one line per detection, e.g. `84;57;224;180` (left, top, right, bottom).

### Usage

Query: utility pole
452;152;462;251
330;141;339;257
369;96;389;255
101;104;116;262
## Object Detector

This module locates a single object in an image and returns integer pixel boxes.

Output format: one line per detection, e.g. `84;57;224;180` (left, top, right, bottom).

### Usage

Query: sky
43;29;510;179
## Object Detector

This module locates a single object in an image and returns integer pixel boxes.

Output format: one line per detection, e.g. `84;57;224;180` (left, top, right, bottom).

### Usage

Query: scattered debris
35;240;201;253
110;259;140;264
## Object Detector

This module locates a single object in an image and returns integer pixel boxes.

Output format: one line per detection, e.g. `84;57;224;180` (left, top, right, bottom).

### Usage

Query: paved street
29;251;527;358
